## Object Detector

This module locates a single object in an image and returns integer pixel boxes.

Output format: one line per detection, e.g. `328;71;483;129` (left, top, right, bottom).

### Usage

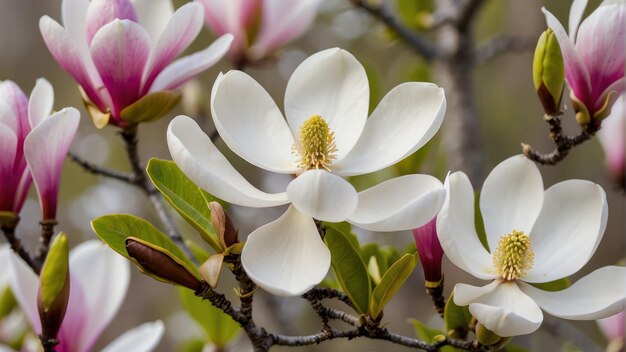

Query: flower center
294;115;337;171
492;230;534;281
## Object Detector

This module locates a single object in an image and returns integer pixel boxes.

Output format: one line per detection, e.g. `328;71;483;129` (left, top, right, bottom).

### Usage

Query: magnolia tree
0;0;624;351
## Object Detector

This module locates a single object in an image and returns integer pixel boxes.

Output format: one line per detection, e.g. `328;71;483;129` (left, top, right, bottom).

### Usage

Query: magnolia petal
24;108;80;220
197;0;253;57
525;180;607;283
167;116;289;207
479;155;544;251
101;321;164;352
68;241;131;352
248;0;321;59
86;0;138;45
0;81;28;137
90;19;151;115
149;34;233;92
28;78;54;129
4;247;41;334
347;174;445;232
286;170;357;222
568;0;588;41
598;94;625;177
211;70;297;173
241;205;330;296
141;2;204;92
436;172;495;280
542;7;591;101
455;281;543;337
0;124;17;183
334;82;446;176
284;48;369;160
521;266;626;320
131;0;174;42
39;16;106;110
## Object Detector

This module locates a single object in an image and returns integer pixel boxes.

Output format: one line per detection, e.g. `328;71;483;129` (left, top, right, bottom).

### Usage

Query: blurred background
0;0;623;350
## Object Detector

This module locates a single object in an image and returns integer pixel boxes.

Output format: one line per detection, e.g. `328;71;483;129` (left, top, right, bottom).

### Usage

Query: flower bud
125;238;202;291
533;28;565;115
475;322;503;346
37;233;70;340
199;253;224;288
412;217;443;284
208;202;239;249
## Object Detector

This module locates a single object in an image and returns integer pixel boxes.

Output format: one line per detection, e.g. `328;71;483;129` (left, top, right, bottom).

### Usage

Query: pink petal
28;78;54;129
0;124;18;212
598;94;625;179
141;2;204;94
24;108;80;220
90;19;151;116
248;0;321;59
597;311;625;342
575;4;626;104
86;0;138;45
39;16;107;111
149;33;233;92
0;80;29;139
4;247;41;334
542;7;592;104
131;0;174;41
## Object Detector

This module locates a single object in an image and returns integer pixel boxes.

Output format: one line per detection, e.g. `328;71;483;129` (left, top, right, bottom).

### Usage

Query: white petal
28;78;54;129
525;180;607;283
286;170;357;222
569;0;588;41
68;241;130;352
211;70;297;173
479;155;544;252
284;48;369;160
241;205;330;296
347;174;445;232
102;321;165;352
520;266;626;320
167;116;289;207
131;0;174;42
334;82;446;176
5;247;41;334
455;281;543;337
436;172;495;280
149;34;233;92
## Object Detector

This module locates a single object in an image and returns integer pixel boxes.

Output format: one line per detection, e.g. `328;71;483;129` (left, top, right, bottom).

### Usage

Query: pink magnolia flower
543;0;625;123
598;94;625;186
0;79;79;220
598;311;625;352
40;0;233;128
198;0;321;65
412;216;444;284
4;241;164;352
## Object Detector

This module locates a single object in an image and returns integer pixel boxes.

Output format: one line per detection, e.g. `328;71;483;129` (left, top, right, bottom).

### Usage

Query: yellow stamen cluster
293;115;337;171
492;230;534;281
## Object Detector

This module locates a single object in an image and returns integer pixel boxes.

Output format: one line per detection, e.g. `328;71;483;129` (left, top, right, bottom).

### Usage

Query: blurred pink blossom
598;94;625;186
598;311;625;352
198;0;321;66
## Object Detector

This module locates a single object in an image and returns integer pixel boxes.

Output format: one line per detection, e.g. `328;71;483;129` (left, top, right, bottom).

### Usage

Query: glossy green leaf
324;225;371;314
120;90;181;124
380;246;401;270
40;233;69;311
530;277;570;292
178;287;240;347
360;243;387;276
369;253;417;320
410;319;463;352
444;292;472;339
147;158;222;252
91;214;200;279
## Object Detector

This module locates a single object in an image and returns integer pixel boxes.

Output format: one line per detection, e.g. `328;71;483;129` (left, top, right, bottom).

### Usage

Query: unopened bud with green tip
208;202;239;250
125;238;202;292
38;233;70;340
533;28;565;115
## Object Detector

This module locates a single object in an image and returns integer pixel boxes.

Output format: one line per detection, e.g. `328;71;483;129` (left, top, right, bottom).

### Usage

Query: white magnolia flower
437;155;626;337
168;48;447;296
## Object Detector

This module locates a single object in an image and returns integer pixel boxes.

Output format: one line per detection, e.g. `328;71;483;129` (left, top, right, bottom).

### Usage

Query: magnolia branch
1;223;38;273
474;35;537;65
67;152;136;184
522;114;597;165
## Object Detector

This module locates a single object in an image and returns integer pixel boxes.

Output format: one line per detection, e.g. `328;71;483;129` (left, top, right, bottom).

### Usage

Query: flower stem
34;219;58;271
1;221;38;273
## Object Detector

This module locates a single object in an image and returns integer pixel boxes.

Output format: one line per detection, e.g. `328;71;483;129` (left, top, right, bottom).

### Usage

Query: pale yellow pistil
294;115;337;171
492;230;534;281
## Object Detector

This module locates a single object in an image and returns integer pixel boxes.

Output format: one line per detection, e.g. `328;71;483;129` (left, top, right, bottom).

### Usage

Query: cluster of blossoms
0;0;624;351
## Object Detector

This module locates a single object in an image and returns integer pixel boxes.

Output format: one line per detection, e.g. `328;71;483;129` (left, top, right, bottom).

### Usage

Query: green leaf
369;253;417;320
380;246;401;271
178;339;205;352
0;287;16;318
410;319;463;352
91;214;200;279
120;90;181;124
147;158;222;252
40;233;69;310
178;287;240;347
186;240;211;263
504;344;529;352
530;277;570;292
444;292;472;339
360;243;387;276
324;224;371;314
